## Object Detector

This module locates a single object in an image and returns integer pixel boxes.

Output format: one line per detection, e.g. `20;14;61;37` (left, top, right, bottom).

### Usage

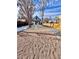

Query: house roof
33;16;41;21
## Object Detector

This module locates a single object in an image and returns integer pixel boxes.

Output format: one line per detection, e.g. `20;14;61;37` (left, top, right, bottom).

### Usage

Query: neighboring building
32;16;41;24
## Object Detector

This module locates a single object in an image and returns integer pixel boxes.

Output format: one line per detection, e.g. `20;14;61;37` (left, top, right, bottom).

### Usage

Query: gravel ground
17;31;61;59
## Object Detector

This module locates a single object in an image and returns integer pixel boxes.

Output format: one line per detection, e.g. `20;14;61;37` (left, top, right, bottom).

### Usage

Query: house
32;16;41;25
17;19;28;27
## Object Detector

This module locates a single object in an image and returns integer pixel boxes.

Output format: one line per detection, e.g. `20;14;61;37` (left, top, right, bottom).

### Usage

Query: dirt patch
17;32;61;59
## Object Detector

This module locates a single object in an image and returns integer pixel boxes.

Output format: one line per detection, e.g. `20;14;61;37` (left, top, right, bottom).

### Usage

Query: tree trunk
28;17;32;27
27;10;32;27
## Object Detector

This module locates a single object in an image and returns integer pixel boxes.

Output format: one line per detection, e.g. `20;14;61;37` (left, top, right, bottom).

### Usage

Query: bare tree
40;0;54;23
40;0;47;22
17;0;35;27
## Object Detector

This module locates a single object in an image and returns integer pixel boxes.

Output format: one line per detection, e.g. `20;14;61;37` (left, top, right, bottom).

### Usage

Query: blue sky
33;0;61;20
